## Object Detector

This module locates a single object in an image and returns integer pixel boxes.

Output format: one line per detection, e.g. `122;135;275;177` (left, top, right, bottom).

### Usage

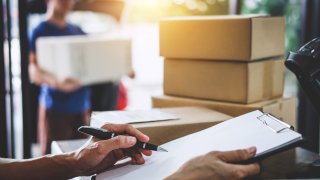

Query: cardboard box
152;95;297;128
160;15;285;61
91;107;232;145
164;57;284;103
36;35;132;85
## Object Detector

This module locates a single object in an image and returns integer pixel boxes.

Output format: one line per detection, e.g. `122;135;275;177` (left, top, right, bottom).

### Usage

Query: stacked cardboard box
123;107;232;145
155;15;297;128
152;95;296;128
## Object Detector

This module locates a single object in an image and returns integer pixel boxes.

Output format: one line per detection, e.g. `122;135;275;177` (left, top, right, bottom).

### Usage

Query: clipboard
96;110;304;180
242;113;304;164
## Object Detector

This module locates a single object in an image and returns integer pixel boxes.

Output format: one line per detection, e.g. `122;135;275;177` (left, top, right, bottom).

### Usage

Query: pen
78;126;168;152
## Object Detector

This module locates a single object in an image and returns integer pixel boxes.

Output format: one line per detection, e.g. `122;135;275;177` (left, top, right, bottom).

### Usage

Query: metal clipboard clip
257;113;294;133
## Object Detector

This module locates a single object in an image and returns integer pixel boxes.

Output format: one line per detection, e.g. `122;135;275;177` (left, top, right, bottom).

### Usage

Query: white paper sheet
96;110;302;180
90;110;179;127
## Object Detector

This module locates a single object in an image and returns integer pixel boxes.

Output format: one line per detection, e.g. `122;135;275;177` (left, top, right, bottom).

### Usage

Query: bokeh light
127;0;228;22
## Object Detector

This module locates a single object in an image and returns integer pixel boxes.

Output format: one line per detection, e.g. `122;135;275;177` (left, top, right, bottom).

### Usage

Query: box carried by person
36;35;132;85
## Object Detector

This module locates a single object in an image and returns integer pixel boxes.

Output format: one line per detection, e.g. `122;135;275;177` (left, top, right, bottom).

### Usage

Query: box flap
160;14;267;21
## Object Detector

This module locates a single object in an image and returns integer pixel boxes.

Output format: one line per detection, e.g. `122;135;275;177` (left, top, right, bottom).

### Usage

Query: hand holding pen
78;125;168;152
75;123;155;170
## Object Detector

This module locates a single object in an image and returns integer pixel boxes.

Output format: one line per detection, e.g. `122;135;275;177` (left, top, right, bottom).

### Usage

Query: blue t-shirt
30;21;91;113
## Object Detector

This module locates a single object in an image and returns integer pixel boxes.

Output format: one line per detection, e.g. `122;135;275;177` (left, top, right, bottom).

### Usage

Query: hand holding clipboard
96;110;303;179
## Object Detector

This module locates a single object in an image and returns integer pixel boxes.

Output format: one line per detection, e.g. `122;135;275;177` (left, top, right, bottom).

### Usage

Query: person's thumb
98;135;137;153
218;146;257;163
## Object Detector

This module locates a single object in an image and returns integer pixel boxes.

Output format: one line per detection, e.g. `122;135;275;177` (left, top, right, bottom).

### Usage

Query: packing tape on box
263;60;274;99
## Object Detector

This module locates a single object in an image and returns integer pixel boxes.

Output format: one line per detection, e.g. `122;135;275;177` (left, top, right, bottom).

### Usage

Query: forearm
28;63;57;87
0;153;78;180
29;52;56;87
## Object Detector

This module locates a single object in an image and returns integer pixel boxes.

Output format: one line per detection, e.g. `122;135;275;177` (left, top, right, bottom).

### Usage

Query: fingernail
127;136;136;144
144;135;149;141
247;147;256;155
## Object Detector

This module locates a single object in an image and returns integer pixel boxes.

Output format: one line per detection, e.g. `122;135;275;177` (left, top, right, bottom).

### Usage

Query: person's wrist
49;77;58;89
66;152;82;177
42;71;58;89
52;152;80;178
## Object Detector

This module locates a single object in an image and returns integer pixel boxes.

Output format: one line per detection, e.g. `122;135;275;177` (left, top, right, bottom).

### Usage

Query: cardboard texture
164;57;284;103
152;95;297;128
160;15;285;61
133;107;231;145
91;107;232;145
36;35;132;85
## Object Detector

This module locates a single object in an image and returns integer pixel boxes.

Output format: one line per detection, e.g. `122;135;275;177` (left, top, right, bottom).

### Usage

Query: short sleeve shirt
29;21;91;113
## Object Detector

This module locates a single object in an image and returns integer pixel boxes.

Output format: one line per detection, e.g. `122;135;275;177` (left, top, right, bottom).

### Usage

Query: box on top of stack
160;15;285;61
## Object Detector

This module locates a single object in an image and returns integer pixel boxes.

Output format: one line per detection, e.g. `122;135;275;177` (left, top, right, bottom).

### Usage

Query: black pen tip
158;147;168;152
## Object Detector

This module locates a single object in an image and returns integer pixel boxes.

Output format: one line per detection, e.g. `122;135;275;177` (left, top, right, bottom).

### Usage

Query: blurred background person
28;0;91;155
